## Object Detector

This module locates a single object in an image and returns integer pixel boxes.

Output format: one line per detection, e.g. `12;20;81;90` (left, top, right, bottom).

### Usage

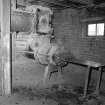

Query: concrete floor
0;53;105;105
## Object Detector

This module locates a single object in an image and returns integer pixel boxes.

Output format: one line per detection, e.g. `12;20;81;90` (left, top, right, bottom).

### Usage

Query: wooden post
0;0;12;95
83;66;92;98
95;67;103;95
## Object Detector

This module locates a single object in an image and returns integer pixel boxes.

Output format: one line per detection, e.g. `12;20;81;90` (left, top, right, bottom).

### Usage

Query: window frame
86;20;105;37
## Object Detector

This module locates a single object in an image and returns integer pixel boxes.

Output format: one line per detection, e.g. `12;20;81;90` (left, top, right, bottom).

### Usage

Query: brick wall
54;9;105;63
53;9;105;88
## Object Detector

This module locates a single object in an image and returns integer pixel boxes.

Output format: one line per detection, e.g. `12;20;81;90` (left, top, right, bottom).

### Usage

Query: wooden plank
1;0;12;95
15;39;27;49
67;59;105;68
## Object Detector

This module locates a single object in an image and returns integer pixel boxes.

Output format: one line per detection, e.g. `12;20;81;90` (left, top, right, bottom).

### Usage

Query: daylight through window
88;23;104;36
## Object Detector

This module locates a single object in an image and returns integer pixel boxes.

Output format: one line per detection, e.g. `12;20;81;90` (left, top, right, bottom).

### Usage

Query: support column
95;67;103;95
83;66;92;98
0;0;12;95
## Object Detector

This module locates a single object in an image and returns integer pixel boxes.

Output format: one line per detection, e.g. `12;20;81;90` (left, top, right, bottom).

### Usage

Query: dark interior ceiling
93;0;105;5
18;0;105;10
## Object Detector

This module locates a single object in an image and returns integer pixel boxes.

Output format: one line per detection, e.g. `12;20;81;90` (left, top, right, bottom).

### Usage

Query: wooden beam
29;0;67;9
59;0;86;6
1;0;12;95
69;0;92;5
81;17;105;22
93;0;105;5
79;2;105;9
27;0;79;8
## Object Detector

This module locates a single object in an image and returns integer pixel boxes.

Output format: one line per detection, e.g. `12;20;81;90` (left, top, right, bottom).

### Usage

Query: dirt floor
0;53;105;105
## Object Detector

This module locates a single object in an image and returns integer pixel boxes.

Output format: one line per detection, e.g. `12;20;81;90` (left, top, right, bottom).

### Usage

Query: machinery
25;33;74;85
14;5;74;85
